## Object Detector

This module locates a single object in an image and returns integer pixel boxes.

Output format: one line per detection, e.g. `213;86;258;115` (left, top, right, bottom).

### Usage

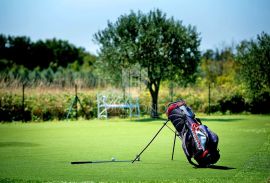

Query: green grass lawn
0;115;269;182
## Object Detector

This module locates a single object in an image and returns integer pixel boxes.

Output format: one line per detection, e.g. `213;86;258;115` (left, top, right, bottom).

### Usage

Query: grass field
0;115;269;183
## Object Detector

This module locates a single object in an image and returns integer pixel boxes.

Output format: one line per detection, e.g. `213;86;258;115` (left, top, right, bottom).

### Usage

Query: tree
94;9;200;117
0;34;86;70
0;34;7;58
7;36;32;67
200;47;237;85
32;38;84;69
236;32;270;98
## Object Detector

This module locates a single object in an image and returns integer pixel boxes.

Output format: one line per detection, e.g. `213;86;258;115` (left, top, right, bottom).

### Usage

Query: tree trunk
148;79;161;118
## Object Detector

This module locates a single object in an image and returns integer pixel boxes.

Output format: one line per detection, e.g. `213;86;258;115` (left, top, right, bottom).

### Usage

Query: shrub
247;91;270;114
218;94;246;114
0;94;22;122
0;88;98;122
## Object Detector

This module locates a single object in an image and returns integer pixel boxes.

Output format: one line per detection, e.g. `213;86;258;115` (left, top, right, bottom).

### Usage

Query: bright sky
0;0;269;55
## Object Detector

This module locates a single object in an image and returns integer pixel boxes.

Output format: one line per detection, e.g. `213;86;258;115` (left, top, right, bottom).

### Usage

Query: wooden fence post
22;84;25;121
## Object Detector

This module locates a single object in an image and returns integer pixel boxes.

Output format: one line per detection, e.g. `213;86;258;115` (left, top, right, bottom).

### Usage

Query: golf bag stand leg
171;132;177;160
132;119;169;163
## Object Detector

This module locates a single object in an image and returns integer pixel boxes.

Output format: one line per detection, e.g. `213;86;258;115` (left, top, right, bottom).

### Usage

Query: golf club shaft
71;159;137;164
132;119;169;163
171;132;177;160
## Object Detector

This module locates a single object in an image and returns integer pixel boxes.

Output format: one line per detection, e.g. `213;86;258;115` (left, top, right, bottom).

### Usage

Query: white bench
97;95;140;119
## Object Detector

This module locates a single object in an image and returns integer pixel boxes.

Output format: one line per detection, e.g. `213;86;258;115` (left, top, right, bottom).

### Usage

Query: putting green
0;115;269;182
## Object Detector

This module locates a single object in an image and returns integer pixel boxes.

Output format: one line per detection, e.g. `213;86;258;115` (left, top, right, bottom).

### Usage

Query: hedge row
0;89;98;122
1;87;269;122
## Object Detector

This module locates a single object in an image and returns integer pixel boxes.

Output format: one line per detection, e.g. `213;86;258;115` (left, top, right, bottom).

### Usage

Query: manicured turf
0;115;269;182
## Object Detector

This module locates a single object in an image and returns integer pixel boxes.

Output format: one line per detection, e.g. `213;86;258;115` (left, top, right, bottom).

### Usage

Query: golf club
71;155;140;164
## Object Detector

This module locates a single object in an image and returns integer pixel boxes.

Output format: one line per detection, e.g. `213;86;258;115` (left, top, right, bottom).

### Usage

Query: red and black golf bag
166;99;220;167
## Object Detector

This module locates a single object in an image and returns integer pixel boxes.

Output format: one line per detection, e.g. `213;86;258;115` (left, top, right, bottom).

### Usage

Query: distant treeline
0;34;102;87
0;34;94;69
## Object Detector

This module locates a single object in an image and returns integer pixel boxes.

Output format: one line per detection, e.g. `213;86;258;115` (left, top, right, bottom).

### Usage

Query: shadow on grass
208;165;236;170
0;142;40;147
132;117;168;122
194;165;236;170
199;118;243;122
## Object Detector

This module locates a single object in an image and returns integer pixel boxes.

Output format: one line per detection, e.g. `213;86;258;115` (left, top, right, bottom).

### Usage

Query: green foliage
0;89;98;122
218;94;246;114
199;47;238;86
236;32;270;98
0;83;268;123
94;9;200;117
0;34;98;88
0;59;99;88
0;34;87;69
0;94;24;121
1;25;269;117
247;91;270;114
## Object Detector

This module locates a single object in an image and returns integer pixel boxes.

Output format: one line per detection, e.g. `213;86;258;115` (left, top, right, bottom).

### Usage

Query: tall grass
1;81;249;122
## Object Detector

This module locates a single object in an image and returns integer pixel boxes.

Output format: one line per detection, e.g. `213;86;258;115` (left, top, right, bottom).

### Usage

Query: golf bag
166;100;220;167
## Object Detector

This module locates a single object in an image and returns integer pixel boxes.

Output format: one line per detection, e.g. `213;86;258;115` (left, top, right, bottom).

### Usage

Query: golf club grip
71;161;93;164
